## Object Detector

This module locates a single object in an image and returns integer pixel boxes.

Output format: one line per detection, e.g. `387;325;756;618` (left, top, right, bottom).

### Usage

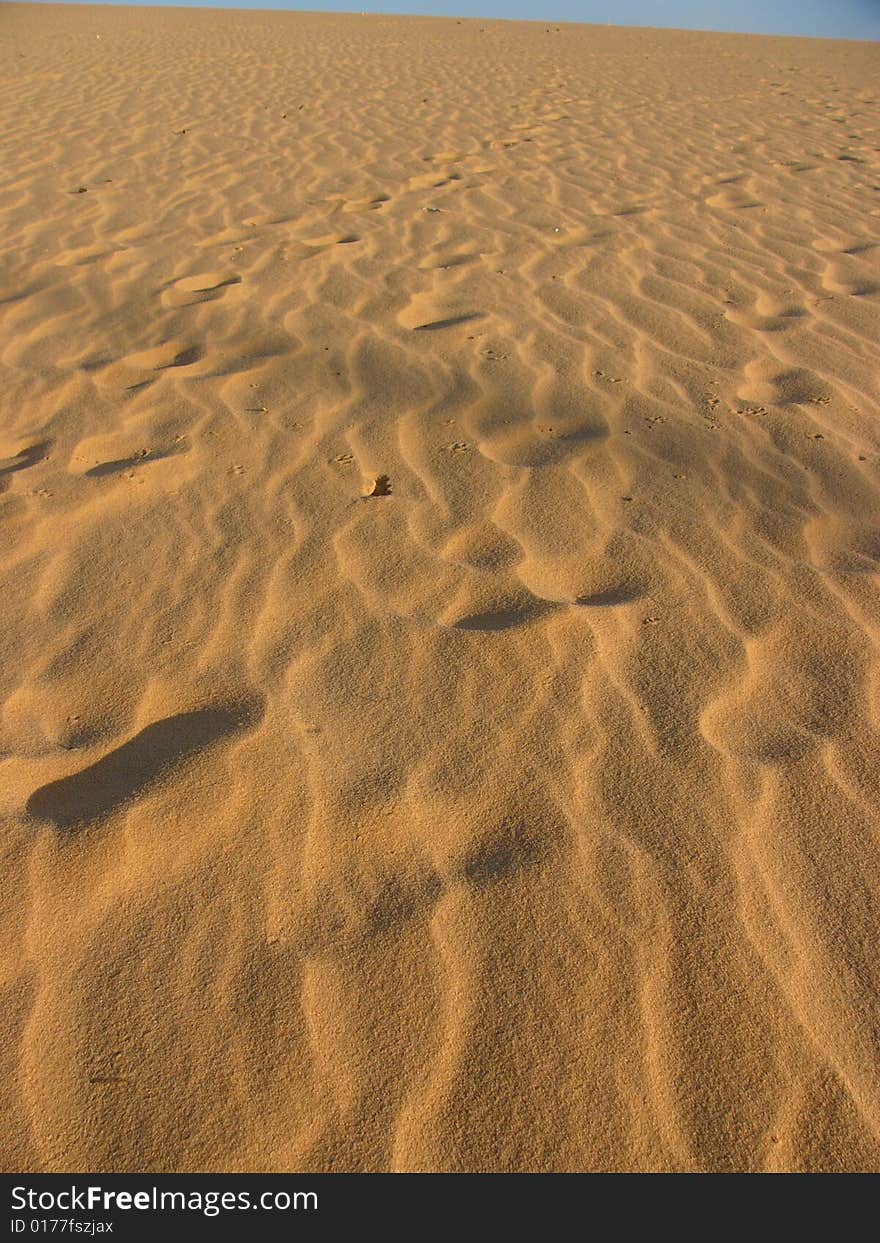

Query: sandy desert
1;3;879;1172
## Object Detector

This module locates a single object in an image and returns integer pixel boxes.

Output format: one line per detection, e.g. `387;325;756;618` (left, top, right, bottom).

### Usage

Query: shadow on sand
27;700;264;830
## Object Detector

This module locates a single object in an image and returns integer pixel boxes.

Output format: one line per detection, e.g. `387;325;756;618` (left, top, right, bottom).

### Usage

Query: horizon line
6;2;879;46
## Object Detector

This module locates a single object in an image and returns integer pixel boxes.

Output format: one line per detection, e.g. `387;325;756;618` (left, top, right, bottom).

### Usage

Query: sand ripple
1;6;879;1172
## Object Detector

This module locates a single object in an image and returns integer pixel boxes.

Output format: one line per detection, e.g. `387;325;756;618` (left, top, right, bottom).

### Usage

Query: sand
1;3;879;1174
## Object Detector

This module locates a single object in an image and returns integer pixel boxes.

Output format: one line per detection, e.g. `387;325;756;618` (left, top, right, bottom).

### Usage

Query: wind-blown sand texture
1;3;879;1173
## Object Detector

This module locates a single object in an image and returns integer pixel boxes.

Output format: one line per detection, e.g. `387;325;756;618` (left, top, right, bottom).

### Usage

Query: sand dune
1;4;879;1172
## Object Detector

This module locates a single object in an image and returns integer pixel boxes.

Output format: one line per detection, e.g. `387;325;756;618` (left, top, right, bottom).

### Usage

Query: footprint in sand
475;419;608;469
405;171;463;193
295;231;361;249
446;602;552;632
161;272;241;307
413;313;485;332
55;245;121;268
422;149;470;163
819;263;880;297
83;444;187;478
342;194;391;214
724;293;808;333
737;359;828;406
810;235;875;256
89;341;204;390
26;698;265;831
575;584;645;608
706;183;763;210
398;294;486;334
0;440;51;483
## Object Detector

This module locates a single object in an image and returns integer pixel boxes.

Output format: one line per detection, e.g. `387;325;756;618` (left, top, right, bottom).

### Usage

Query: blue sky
31;1;880;40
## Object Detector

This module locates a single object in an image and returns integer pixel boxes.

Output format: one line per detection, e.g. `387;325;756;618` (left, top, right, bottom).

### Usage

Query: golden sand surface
1;3;879;1173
